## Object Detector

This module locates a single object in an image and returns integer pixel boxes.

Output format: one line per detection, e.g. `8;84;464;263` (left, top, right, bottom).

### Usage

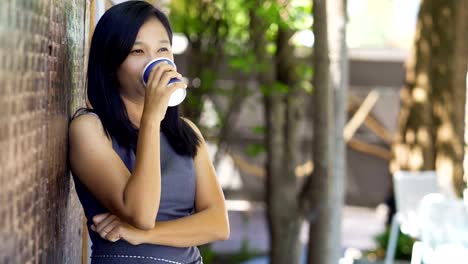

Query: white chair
410;193;468;264
385;171;439;264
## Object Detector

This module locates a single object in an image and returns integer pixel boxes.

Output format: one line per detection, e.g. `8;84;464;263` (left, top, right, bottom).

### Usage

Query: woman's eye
130;49;143;54
158;47;169;52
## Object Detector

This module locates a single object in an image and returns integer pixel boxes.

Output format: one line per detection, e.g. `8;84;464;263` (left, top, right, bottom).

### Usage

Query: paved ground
211;202;387;261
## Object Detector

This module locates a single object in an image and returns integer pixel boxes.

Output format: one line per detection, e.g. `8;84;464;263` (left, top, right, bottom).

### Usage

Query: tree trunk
392;0;468;196
433;0;468;196
250;1;302;263
272;26;302;264
329;0;347;261
182;44;205;122
300;0;347;263
392;0;437;173
212;82;248;167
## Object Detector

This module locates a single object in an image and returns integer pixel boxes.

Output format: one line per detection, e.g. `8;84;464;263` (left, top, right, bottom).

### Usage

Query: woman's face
116;17;173;98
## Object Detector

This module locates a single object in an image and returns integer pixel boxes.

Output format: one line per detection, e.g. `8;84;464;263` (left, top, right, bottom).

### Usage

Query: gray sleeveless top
72;112;202;264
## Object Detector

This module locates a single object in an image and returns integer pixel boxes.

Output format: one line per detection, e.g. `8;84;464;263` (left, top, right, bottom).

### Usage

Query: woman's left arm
92;118;230;247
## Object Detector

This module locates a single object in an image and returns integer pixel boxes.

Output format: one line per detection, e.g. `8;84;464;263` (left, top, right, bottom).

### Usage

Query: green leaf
266;42;277;55
300;80;313;94
296;63;314;80
228;53;256;73
251;126;266;135
199;244;216;264
272;81;290;94
260;82;289;96
245;143;266;157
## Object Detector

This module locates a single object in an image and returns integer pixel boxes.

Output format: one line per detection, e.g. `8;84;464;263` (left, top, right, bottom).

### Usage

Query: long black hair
80;0;200;157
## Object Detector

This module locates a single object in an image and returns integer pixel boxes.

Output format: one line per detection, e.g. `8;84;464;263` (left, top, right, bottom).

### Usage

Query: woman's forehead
135;17;170;43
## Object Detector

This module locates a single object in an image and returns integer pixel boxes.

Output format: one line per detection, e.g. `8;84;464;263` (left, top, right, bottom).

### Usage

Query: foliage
168;0;313;158
251;125;266;135
169;0;313;98
199;240;265;264
245;143;266;157
365;227;416;261
199;244;217;264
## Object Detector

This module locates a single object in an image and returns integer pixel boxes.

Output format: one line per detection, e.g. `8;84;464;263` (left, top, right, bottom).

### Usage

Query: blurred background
0;0;467;263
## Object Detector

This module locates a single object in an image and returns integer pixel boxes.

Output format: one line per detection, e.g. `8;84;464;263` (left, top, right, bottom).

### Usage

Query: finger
93;214;112;227
147;62;166;86
92;213;110;224
152;70;180;92
99;219;120;240
167;82;188;95
157;72;183;92
102;219;120;233
147;62;176;87
95;214;117;233
95;214;116;233
105;225;122;242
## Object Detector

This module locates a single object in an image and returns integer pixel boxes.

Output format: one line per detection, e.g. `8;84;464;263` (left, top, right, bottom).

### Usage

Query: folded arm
92;118;230;246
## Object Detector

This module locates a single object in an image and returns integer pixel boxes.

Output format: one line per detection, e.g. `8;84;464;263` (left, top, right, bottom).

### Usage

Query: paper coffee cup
142;58;186;107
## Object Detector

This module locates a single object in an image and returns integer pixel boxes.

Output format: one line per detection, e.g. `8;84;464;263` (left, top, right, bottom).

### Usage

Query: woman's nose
150;54;171;61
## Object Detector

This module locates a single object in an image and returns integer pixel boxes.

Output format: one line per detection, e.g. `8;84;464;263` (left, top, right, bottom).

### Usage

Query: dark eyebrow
133;40;170;45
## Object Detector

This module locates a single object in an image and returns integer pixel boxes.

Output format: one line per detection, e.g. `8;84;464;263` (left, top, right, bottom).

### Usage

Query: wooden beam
344;90;380;141
347;138;391;160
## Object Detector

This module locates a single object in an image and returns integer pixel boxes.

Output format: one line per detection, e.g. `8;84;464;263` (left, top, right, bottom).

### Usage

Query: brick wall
0;0;89;263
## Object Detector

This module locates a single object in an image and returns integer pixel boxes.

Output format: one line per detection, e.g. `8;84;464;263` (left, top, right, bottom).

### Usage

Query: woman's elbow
129;216;156;230
217;214;230;241
218;225;230;241
126;205;158;230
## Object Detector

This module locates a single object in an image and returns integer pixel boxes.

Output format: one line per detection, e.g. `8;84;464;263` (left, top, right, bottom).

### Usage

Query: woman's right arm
69;114;161;230
69;63;185;230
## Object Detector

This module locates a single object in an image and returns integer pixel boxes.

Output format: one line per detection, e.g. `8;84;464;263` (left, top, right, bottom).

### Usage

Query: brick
0;0;88;262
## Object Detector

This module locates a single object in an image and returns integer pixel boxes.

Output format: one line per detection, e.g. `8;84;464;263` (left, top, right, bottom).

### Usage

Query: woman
68;1;229;263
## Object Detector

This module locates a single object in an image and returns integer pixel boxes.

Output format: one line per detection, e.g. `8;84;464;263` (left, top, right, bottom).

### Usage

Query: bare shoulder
69;113;110;145
181;117;204;140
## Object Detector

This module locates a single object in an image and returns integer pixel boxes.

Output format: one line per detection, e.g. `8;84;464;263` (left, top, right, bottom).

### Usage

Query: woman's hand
91;213;147;245
143;62;187;123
